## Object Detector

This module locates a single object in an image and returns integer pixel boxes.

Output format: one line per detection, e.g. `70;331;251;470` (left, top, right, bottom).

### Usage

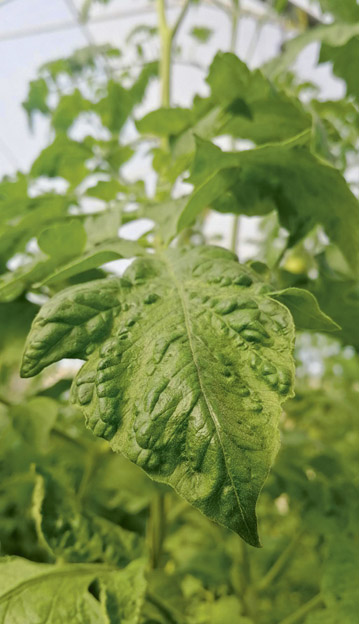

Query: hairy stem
278;593;323;624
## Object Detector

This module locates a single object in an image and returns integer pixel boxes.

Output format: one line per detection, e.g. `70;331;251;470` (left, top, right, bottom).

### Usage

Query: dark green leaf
32;469;143;566
179;137;359;273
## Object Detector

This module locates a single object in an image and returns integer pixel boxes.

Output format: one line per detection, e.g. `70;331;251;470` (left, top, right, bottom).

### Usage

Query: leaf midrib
161;254;253;540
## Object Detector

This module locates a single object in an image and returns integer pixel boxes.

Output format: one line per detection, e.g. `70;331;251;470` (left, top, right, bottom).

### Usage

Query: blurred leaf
265;21;359;79
10;397;58;452
319;36;359;100
269;288;341;332
136;108;193;137
179;137;359;274
22;78;50;127
31;135;93;185
52;89;91;132
38;220;87;259
40;238;146;285
0;556;147;624
190;26;213;43
33;468;144;565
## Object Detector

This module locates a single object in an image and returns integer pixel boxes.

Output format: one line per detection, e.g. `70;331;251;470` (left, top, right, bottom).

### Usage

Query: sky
0;0;345;254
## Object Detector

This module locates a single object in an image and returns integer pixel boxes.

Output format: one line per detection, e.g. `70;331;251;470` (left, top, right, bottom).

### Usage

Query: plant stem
229;2;240;254
156;0;191;108
148;490;166;569
230;0;240;53
256;529;305;591
231;215;240;254
278;593;323;624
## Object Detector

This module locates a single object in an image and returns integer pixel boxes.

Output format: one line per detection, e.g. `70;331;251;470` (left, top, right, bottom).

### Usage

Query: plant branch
278;593;323;624
172;0;191;40
148;490;166;569
256;529;305;591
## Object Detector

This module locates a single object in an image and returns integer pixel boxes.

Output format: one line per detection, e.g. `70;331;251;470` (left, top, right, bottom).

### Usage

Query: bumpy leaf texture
21;246;295;546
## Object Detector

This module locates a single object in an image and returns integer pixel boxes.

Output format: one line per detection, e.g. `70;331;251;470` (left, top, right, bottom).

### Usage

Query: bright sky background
0;0;344;255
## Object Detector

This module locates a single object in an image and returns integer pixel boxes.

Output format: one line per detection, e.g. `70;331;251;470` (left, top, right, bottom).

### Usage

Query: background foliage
0;0;358;622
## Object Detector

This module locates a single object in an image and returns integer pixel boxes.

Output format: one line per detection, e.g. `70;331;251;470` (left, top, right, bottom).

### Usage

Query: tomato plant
0;0;358;622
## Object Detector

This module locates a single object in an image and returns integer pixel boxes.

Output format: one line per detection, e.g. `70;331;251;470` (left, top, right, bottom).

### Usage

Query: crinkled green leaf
21;245;295;545
32;469;143;566
38;220;87;259
0;556;147;624
269;288;341;332
179;137;359;273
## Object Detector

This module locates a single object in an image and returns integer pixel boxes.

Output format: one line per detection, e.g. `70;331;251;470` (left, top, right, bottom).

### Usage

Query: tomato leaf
21;245;295;546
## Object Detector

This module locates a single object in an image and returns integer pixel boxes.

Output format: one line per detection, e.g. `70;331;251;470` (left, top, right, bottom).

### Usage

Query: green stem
229;2;240;254
230;0;240;53
278;594;323;624
256;529;305;591
231;214;240;254
156;0;191;108
148;491;166;569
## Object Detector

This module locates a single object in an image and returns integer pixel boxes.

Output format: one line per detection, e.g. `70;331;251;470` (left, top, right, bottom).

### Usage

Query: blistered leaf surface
21;246;295;545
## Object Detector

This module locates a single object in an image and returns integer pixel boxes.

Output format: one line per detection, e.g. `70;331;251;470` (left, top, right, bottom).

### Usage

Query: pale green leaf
0;556;147;624
52;89;91;132
86;179;125;201
9;397;58;452
31;135;93;185
269;288;341;332
21;245;295;545
318;0;359;22
136;108;193;137
0;239;144;301
190;26;213;44
265;22;359;79
40;239;147;286
38;220;87;259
